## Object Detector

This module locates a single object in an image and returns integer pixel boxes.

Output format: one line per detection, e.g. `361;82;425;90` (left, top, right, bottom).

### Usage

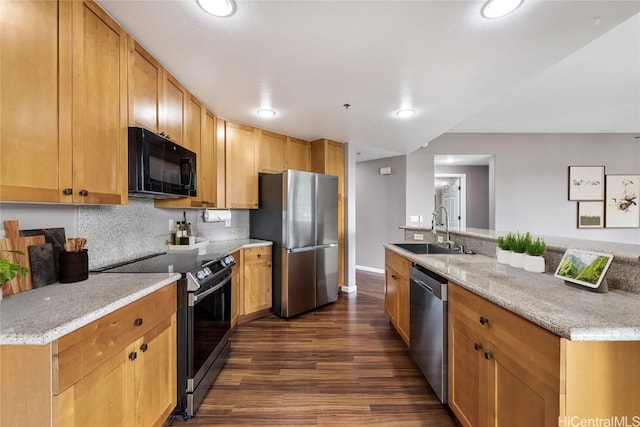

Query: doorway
434;174;466;231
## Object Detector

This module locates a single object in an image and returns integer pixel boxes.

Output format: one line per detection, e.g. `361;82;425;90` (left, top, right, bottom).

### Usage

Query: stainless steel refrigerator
250;170;339;318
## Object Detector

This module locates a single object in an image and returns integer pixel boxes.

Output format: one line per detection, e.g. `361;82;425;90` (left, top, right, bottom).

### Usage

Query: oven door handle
190;274;231;306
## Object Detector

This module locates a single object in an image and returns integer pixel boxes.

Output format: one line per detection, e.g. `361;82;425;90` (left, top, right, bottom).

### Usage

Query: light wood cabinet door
448;316;485;427
128;38;163;132
257;130;286;173
286;137;311;172
243;247;272;314
56;343;135;427
200;110;218;207
0;0;73;203
396;273;410;345
163;72;186;146
134;316;177;427
225;121;258;208
215;118;227;208
71;0;128;205
384;267;399;326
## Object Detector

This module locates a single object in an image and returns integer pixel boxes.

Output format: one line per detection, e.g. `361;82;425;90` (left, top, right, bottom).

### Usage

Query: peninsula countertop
0;272;180;345
385;243;640;341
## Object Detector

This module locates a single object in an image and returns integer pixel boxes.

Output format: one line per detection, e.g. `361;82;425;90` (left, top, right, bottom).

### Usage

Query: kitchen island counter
385;243;640;341
0;272;180;345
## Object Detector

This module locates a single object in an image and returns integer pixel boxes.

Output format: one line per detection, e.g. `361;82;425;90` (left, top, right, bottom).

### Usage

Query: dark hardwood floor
172;271;455;426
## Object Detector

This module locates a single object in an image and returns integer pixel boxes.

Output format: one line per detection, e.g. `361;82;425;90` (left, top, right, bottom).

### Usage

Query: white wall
356;156;407;270
407;133;640;245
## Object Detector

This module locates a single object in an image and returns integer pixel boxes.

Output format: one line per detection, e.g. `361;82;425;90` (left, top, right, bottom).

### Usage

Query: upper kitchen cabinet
256;129;287;173
225;121;258;209
215;118;227;208
311;139;345;286
1;0;127;204
71;0;128;204
155;93;206;208
128;38;163;133
0;0;73;203
163;73;187;147
200;110;218;207
286;137;312;172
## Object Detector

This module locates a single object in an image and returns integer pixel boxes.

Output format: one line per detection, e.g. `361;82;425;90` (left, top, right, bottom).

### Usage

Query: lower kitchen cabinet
231;250;242;327
0;283;177;427
384;248;410;346
240;246;273;321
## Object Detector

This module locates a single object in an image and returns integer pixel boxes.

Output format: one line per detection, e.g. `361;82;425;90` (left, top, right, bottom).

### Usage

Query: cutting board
1;220;45;297
28;243;56;288
20;227;66;280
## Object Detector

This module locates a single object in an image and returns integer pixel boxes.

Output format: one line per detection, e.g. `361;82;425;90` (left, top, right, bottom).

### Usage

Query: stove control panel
187;254;236;291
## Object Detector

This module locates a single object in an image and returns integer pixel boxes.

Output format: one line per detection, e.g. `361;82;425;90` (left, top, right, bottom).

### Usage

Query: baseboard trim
356;265;385;274
341;285;357;293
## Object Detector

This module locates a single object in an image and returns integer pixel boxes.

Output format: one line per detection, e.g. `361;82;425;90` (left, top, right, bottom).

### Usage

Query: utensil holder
58;250;89;283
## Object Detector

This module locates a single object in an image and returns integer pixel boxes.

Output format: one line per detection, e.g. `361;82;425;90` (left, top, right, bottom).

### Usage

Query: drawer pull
79;189;89;197
474;343;482;352
63;188;73;195
257;253;262;258
134;318;143;327
140;343;148;352
391;274;397;280
129;352;137;361
484;352;494;361
479;316;489;326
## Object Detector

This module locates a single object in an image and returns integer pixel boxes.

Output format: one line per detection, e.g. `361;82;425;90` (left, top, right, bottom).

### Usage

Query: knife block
58;250;89;283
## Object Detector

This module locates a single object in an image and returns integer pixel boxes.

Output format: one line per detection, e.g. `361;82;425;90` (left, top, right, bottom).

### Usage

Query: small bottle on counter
174;221;183;245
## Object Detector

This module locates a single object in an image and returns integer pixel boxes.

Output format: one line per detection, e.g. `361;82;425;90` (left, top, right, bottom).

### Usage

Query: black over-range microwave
128;127;197;199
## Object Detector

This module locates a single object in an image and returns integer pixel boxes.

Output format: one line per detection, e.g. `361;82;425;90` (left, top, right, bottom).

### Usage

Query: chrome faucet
432;206;454;248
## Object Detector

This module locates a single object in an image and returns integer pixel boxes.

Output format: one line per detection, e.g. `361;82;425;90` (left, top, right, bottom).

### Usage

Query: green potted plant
496;234;512;264
524;236;546;273
509;232;531;268
0;250;29;300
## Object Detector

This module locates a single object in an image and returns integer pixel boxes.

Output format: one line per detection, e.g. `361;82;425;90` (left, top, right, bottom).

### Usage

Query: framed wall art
577;201;604;228
568;166;605;201
605;174;639;228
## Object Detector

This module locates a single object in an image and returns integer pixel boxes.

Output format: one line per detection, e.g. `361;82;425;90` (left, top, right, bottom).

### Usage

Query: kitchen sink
391;242;467;255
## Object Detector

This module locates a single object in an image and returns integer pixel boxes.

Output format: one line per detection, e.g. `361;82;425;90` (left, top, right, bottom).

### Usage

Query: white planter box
524;255;545;273
496;248;511;264
509;252;526;268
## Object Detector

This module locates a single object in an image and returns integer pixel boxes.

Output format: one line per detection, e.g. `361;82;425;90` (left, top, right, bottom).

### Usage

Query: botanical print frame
568;166;605;201
577;201;604;228
605;174;639;228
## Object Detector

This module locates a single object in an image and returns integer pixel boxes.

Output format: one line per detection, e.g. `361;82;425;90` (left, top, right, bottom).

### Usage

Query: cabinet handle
479;316;489;326
267;263;271;267
257;253;262;258
63;188;73;195
474;343;482;352
391;274;397;280
79;189;89;197
140;343;148;352
166;134;171;140
484;352;494;361
129;352;137;361
134;318;143;327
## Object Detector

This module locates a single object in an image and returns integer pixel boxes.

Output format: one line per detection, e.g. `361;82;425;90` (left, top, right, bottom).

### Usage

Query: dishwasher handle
414;279;434;294
410;265;447;301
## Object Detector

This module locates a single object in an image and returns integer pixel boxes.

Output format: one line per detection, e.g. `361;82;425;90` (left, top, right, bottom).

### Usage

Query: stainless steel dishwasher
410;264;448;404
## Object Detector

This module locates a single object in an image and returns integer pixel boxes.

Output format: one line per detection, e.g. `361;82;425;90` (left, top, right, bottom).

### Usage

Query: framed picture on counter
605;174;639;228
577;201;604;228
568;166;605;201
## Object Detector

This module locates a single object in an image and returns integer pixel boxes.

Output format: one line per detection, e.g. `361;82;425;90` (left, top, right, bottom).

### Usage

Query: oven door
187;273;232;392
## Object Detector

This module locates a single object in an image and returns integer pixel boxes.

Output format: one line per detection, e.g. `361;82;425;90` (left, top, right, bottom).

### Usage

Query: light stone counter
0;273;180;345
202;238;273;256
385;243;640;341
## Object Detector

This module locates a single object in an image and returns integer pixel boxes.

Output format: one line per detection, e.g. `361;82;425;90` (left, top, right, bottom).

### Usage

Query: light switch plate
413;233;424;240
437;236;444;243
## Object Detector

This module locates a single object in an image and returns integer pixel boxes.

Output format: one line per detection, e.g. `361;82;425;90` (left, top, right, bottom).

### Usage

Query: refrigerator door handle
287;246;317;254
314;243;338;249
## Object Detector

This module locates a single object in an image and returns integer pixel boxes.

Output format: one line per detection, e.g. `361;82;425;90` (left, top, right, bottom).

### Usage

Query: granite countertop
0;273;180;345
385;243;640;342
202;238;272;256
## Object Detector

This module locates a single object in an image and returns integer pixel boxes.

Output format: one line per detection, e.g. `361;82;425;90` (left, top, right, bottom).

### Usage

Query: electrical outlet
168;219;174;232
413;233;424;241
437;235;444;243
225;220;231;227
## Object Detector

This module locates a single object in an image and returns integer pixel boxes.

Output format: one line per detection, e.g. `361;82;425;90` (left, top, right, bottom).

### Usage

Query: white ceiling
434;154;493;166
97;1;640;162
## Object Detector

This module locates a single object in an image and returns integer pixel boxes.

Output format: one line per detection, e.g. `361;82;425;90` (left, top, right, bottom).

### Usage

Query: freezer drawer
316;245;338;307
281;248;316;318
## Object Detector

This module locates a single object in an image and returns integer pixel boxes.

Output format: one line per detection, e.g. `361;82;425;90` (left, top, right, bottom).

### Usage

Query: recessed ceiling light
197;0;236;17
257;108;276;118
396;109;415;118
481;0;523;19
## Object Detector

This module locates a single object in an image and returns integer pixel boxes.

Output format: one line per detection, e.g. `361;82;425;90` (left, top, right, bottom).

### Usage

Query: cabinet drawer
55;282;177;394
449;283;560;389
244;246;272;265
385;249;410;280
